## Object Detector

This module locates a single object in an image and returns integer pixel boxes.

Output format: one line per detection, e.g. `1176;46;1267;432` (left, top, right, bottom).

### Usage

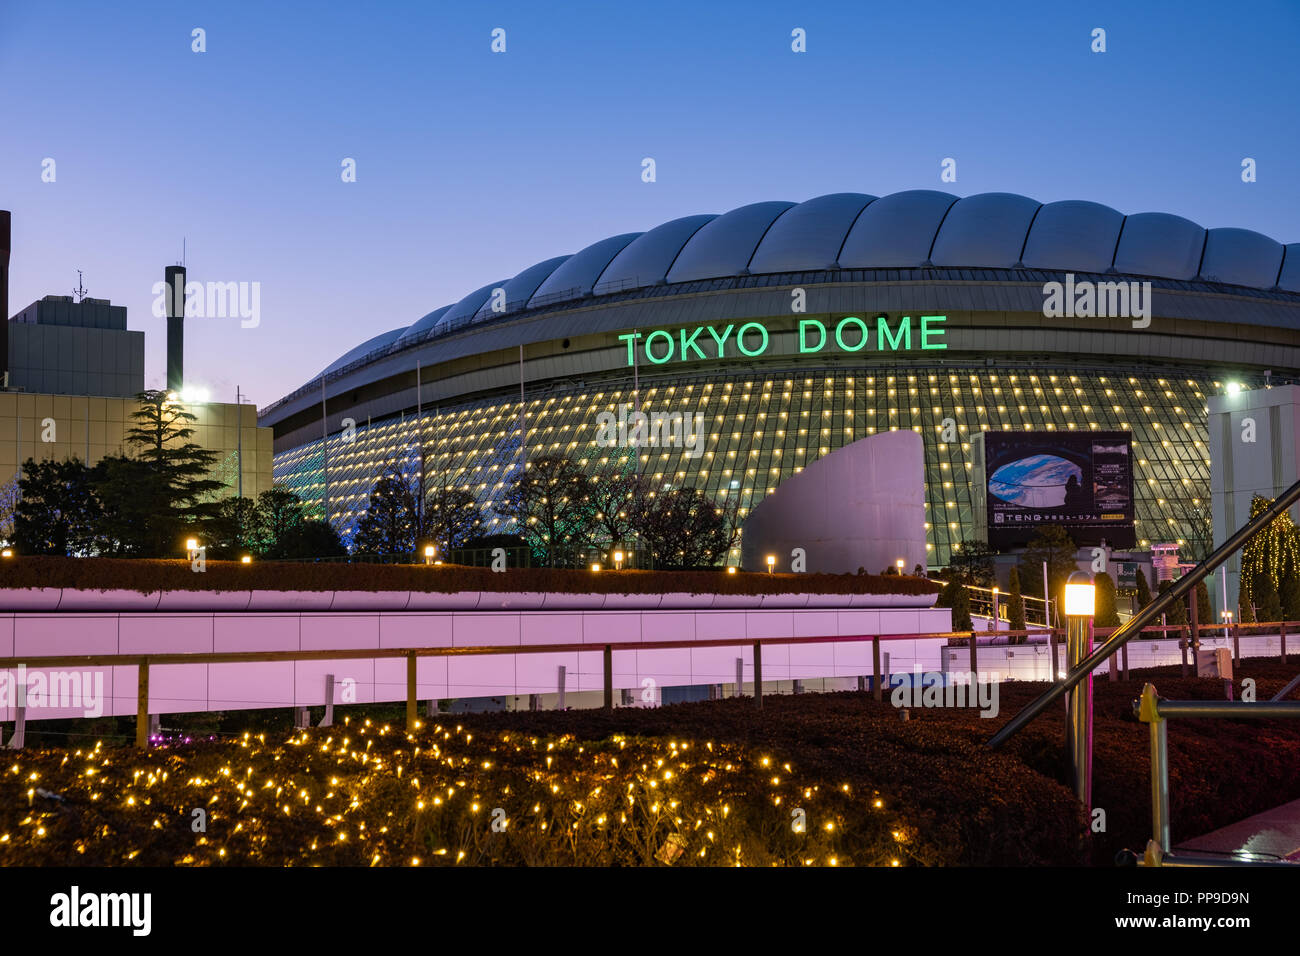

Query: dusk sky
2;0;1296;410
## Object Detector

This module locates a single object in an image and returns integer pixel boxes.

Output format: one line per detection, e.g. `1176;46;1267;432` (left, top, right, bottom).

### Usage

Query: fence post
135;659;150;750
969;631;978;676
1138;684;1170;854
1233;624;1241;668
753;642;763;709
406;651;418;734
5;703;25;750
320;674;335;728
873;637;882;703
603;645;613;712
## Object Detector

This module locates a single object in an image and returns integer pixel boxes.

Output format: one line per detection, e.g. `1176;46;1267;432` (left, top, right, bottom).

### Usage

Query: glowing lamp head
424;545;435;558
1064;571;1096;617
727;566;737;575
590;562;602;572
613;551;624;562
0;548;12;558
1225;382;1243;396
240;555;252;564
185;537;199;551
896;559;905;570
765;554;776;568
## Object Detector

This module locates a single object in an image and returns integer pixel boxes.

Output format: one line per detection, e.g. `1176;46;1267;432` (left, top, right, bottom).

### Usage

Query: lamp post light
590;562;602;573
613;550;624;570
423;544;436;566
1220;609;1233;641
240;555;252;565
727;566;737;575
185;538;199;553
895;558;905;574
765;554;776;574
1064;570;1096;808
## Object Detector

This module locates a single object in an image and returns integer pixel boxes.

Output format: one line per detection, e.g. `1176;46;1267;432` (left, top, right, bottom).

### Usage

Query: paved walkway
1179;798;1300;862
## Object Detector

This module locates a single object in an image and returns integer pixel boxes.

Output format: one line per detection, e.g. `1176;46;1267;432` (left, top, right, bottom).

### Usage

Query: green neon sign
620;315;946;366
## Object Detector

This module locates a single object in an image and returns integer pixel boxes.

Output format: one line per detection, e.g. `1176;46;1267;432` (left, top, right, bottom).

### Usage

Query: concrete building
1208;383;1300;617
7;295;144;397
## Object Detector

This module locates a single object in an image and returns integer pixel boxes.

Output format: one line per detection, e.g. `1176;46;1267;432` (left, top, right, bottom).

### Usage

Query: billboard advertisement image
980;431;1135;549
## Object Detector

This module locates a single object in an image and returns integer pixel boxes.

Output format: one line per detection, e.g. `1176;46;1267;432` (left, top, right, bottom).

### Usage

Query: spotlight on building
1225;382;1243;396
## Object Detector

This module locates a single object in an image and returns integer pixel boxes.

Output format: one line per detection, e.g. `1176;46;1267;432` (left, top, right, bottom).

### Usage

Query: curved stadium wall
259;190;1300;567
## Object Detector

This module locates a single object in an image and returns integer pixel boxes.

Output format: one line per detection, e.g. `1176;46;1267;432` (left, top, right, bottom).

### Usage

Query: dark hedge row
453;658;1300;866
0;556;943;597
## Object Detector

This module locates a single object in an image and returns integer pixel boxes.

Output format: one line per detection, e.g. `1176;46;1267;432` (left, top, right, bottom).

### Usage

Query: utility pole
320;377;330;522
236;385;244;500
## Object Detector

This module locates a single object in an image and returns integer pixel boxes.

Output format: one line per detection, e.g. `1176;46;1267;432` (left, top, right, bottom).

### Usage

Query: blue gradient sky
2;0;1297;409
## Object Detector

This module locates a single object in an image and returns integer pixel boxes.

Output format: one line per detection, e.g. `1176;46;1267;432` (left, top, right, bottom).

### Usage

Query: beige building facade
0;392;273;499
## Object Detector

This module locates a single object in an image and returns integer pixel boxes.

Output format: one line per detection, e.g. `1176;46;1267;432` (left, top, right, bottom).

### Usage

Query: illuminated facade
260;190;1300;567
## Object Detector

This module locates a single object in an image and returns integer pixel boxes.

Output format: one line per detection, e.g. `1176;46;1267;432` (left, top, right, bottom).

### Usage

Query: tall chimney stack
165;264;185;392
1;210;10;388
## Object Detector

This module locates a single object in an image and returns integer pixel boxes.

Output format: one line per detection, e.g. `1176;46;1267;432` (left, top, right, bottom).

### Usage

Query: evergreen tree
1253;566;1283;623
105;390;224;555
279;517;347;559
1158;579;1188;626
1195;579;1212;631
1135;566;1153;611
950;579;973;632
1093;570;1121;627
207;496;258;558
12;458;101;555
1279;553;1300;623
254;487;308;558
1016;524;1077;623
91;455;163;556
1007;566;1027;634
950;540;996;587
1238;494;1300;622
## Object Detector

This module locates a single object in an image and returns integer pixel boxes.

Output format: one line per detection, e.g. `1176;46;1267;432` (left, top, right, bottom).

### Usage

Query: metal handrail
988;474;1300;749
1134;681;1300;866
0;628;969;748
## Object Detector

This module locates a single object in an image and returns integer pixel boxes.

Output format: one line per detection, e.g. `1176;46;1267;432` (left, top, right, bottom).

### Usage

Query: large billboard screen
981;431;1135;549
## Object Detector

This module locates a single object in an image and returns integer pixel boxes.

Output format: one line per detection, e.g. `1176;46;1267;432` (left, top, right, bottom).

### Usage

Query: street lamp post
991;587;1000;634
765;554;775;574
1064;571;1096;808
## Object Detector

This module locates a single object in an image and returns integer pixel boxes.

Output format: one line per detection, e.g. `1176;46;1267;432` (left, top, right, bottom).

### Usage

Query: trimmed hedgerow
0;556;942;598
